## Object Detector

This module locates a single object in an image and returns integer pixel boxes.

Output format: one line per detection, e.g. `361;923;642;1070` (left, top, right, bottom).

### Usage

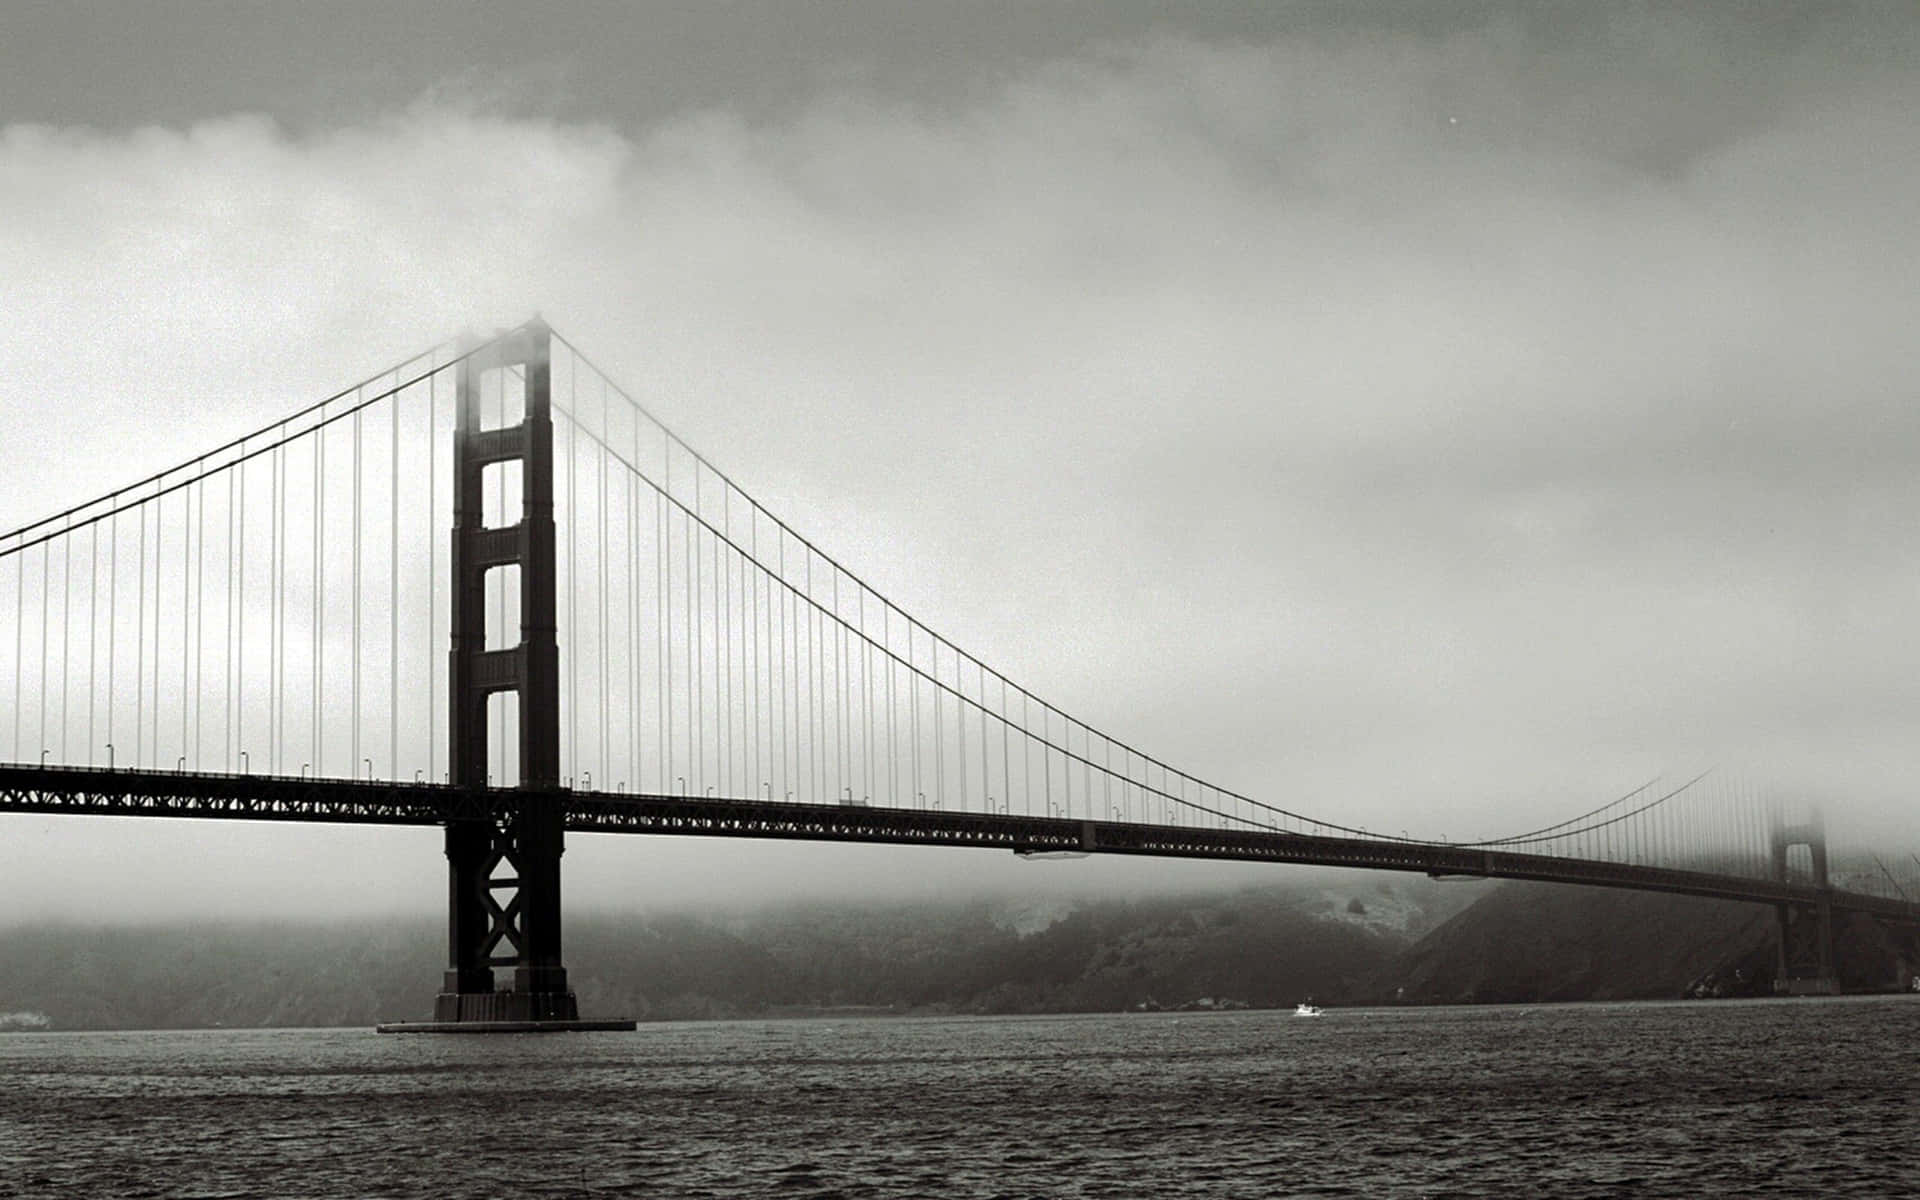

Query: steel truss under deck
4;762;1914;928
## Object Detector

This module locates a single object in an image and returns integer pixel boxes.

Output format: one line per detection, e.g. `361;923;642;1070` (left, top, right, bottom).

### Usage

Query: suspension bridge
2;320;1914;1028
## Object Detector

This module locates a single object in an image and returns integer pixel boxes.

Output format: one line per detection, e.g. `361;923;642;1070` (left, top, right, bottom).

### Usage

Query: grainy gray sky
2;2;1917;919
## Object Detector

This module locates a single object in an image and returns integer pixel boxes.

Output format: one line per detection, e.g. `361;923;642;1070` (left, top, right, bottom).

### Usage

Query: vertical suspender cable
837;568;844;798
776;535;785;796
234;456;245;768
761;522;771;794
38;536;49;759
106;510;118;764
1734;788;1743;875
222;468;234;768
391;383;399;780
88;523;97;764
684;481;694;787
868;598;876;803
180;486;191;765
862;591;871;803
313;424;324;773
428;365;437;782
137;499;147;767
1002;678;1011;815
807;558;815;800
772;534;782;797
59;523;71;762
1064;715;1073;820
109;511;118;765
911;623;921;809
1043;703;1053;817
218;474;225;764
630;408;641;790
750;514;760;791
599;407;609;787
829;564;837;798
657;488;666;791
1097;738;1105;822
492;380;503;780
33;536;46;760
794;541;802;798
702;466;710;787
834;570;842;801
658;458;668;790
194;474;205;765
827;568;836;800
759;527;768;792
683;470;694;785
567;403;577;781
981;665;990;814
271;442;282;772
834;569;842;800
957;647;967;810
805;552;815;803
10;551;20;761
800;545;810;801
151;492;163;766
775;530;784;798
818;559;827;802
934;640;944;810
1683;791;1691;867
629;453;640;790
352;406;362;776
733;529;741;793
775;533;783;794
1081;723;1090;822
885;602;895;803
760;529;768;794
727;504;737;793
791;537;801;801
841;572;851;800
790;538;800;799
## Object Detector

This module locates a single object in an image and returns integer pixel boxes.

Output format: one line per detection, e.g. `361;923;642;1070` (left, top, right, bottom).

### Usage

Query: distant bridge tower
1770;809;1838;995
424;321;626;1030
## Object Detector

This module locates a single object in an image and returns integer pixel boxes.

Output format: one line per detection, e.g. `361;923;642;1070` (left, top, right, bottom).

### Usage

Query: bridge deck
2;764;1914;923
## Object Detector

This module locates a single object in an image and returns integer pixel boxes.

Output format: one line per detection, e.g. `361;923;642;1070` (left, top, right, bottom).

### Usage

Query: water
3;998;1915;1198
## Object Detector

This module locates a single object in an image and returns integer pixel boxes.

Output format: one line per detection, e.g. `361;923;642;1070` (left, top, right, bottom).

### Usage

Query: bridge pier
1774;900;1838;996
383;320;630;1033
1770;812;1838;995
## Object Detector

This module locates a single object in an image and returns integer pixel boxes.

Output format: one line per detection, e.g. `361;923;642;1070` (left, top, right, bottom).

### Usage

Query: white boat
1293;1002;1324;1017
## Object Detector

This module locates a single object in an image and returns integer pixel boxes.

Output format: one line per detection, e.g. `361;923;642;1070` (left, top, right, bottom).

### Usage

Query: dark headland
3;877;1916;1031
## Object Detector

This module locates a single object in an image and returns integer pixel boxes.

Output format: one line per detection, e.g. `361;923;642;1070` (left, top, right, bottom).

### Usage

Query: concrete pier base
377;1018;636;1034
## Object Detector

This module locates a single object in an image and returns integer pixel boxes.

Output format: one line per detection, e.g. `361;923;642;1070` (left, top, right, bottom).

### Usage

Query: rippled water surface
3;998;1916;1198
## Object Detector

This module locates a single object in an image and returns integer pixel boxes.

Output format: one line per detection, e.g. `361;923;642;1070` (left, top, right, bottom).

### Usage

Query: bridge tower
1770;810;1838;995
414;320;627;1031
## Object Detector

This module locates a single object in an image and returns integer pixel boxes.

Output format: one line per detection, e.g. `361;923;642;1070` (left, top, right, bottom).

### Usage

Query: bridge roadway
3;763;1916;924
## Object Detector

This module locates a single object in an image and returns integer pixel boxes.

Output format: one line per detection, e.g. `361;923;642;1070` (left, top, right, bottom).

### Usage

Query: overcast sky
2;2;1917;921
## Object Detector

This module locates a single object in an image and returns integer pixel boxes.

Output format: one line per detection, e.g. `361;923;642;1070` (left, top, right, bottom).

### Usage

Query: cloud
3;18;1918;918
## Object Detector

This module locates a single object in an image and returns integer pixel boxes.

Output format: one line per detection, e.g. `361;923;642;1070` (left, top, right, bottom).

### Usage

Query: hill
1382;880;1920;1002
0;875;1461;1030
6;876;1911;1030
